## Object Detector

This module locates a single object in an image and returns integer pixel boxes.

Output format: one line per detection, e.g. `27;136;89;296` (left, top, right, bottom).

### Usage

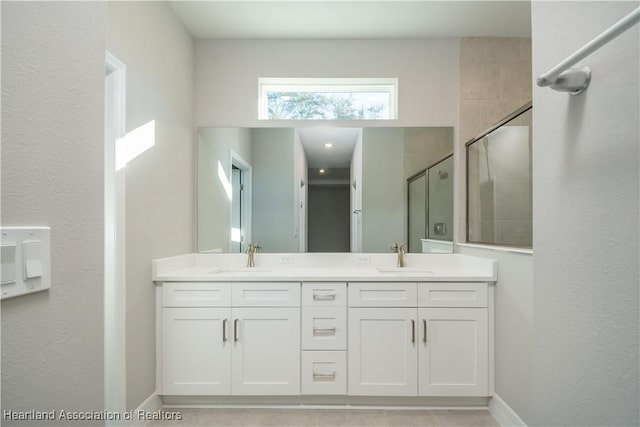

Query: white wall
531;2;639;425
251;128;296;252
195;39;459;128
362;128;405;251
1;2;106;424
458;247;533;422
107;2;195;410
197;128;252;252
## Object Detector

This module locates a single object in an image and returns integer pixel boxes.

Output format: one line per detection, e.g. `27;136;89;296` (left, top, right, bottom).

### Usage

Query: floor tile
316;409;388;427
385;409;441;427
149;408;318;427
433;410;499;427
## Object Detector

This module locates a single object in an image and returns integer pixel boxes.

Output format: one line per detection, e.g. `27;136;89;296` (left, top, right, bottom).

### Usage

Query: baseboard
488;394;527;427
130;392;163;427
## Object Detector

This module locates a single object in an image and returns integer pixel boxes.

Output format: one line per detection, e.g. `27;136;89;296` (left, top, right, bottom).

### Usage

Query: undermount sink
376;267;434;274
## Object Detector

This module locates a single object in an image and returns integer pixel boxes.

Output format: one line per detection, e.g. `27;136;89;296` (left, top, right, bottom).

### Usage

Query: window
258;78;398;120
466;103;532;248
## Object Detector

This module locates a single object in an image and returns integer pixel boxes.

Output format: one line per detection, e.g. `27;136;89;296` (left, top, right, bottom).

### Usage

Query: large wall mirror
197;127;453;253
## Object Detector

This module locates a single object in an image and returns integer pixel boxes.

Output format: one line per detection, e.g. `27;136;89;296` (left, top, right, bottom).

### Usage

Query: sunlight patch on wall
218;161;232;200
115;120;155;170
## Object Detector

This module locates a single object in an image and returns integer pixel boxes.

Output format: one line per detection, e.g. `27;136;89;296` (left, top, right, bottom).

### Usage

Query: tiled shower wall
459;37;532;246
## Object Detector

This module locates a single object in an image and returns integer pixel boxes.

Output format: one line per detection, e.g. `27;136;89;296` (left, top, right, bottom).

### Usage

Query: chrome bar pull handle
313;372;336;379
411;319;416;343
223;319;228;342
233;319;239;342
313;292;336;300
423;319;427;343
313;327;336;334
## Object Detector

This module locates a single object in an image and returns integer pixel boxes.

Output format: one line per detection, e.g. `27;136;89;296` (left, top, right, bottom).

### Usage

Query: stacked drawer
300;282;347;395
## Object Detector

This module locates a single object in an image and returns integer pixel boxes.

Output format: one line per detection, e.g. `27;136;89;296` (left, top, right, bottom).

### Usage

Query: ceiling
168;1;531;39
297;127;361;168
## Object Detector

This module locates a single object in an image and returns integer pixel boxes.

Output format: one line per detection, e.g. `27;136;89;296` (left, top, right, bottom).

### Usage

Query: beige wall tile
521;38;532;60
460;60;500;99
500;59;533;99
460;99;485;141
460;37;522;63
482;98;530;128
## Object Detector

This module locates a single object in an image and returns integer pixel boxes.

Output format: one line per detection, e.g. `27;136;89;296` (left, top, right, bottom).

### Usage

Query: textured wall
531;2;639;425
106;1;195;410
1;2;106;424
195;39;459;128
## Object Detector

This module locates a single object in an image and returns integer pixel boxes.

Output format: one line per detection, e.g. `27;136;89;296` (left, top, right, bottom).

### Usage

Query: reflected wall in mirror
197;127;453;253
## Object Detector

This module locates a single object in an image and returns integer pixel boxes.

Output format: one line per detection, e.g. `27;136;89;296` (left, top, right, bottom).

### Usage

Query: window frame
258;77;398;120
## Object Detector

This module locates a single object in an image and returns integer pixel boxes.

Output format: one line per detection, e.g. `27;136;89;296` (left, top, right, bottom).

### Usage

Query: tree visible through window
259;78;397;120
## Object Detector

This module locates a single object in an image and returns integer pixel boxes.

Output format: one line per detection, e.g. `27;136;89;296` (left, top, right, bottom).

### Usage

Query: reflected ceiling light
324;143;333;149
319;169;326;174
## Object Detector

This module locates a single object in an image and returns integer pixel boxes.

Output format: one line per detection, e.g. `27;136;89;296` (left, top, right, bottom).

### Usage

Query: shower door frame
406;152;454;253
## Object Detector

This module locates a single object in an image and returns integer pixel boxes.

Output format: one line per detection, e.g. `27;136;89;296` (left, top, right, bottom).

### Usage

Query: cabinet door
418;308;488;396
348;308;418;396
231;308;300;395
162;307;232;395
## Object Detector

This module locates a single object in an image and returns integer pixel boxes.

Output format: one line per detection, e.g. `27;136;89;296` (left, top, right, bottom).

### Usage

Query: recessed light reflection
324;143;333;149
319;169;326;174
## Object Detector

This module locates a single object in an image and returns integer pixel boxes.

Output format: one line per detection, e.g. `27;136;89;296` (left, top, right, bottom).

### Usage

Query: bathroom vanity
153;253;496;405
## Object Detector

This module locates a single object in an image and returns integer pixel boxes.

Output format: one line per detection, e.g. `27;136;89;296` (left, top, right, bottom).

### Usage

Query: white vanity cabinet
162;306;232;395
348;307;418;396
160;282;301;396
301;282;348;395
157;278;493;400
347;282;490;397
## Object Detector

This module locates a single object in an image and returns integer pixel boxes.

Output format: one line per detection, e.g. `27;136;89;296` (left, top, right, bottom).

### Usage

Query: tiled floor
144;408;500;427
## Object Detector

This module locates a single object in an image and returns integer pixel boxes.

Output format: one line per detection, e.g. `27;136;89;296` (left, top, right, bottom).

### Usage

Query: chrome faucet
245;243;262;268
390;242;406;267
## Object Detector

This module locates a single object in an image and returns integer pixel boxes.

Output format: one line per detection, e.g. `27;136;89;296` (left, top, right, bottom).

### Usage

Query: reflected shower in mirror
196;127;453;253
408;154;454;254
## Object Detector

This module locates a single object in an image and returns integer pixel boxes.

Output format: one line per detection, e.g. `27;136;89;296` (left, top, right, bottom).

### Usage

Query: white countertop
152;253;497;283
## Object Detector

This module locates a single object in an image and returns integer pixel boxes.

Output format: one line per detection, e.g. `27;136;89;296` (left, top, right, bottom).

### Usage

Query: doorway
308;181;351;252
230;151;251;253
104;51;126;420
296;127;362;252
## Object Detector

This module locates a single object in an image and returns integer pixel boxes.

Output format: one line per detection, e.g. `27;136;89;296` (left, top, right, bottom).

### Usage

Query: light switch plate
1;227;51;299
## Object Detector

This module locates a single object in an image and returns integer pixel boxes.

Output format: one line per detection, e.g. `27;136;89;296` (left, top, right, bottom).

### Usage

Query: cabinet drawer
231;282;300;307
302;283;347;307
301;351;347;395
163;282;231;307
348;283;417;307
302;307;347;350
418;283;488;308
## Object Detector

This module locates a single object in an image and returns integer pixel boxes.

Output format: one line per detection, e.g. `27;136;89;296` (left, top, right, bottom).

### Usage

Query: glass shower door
427;156;453;242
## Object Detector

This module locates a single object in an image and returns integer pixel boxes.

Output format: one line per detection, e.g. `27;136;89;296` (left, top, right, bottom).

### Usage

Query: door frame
229;151;252;252
105;50;127;418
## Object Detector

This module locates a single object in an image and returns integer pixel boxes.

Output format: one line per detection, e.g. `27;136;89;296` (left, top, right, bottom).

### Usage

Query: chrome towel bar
537;7;640;95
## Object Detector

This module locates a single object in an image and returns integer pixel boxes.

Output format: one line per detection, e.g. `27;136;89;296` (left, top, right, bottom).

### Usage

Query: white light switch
23;241;43;279
1;244;17;285
0;227;50;299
